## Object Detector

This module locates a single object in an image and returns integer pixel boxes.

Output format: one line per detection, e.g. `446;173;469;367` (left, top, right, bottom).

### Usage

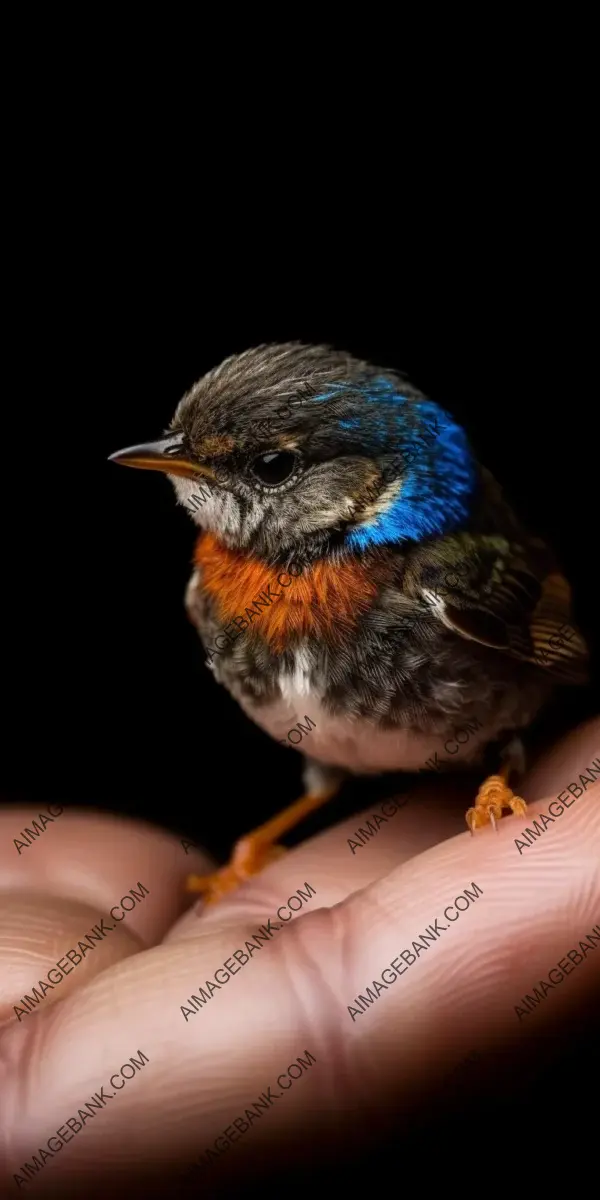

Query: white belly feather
237;652;492;776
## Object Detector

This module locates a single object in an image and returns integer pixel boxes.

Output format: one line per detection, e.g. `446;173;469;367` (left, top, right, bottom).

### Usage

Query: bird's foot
185;777;341;905
465;773;527;835
186;840;287;904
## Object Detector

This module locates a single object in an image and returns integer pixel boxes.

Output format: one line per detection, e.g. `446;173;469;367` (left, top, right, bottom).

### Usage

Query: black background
3;247;598;856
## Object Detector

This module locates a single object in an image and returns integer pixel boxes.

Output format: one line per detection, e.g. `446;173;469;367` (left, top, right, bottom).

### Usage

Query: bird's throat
194;533;393;652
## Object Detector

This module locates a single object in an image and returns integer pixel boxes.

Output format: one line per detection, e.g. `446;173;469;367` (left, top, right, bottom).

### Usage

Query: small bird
110;343;589;901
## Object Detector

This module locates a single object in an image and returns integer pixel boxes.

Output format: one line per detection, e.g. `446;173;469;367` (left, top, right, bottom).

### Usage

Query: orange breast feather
194;533;386;652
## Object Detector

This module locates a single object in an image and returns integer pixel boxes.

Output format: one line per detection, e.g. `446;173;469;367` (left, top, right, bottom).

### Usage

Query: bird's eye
250;451;300;487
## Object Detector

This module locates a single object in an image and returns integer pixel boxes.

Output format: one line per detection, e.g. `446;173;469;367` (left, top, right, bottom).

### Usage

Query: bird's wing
406;532;589;685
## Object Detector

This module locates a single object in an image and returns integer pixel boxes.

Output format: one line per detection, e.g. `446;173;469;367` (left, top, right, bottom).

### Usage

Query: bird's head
110;342;477;562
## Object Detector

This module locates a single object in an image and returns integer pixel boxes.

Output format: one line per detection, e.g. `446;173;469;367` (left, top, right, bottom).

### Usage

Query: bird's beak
108;438;215;481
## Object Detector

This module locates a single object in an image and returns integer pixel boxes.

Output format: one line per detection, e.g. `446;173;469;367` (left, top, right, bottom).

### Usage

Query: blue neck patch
341;378;476;550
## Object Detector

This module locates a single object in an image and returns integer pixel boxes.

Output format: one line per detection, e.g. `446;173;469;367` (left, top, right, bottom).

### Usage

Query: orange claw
186;844;287;905
465;769;527;835
186;784;340;904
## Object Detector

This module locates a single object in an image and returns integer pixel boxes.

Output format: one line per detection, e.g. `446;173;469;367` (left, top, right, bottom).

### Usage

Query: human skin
0;717;598;1197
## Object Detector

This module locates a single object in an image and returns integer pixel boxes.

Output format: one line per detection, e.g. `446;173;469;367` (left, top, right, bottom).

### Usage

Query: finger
172;715;597;939
0;808;216;1022
167;770;473;944
1;720;597;1196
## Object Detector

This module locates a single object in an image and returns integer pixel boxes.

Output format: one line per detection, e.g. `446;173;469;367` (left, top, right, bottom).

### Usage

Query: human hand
1;716;598;1197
